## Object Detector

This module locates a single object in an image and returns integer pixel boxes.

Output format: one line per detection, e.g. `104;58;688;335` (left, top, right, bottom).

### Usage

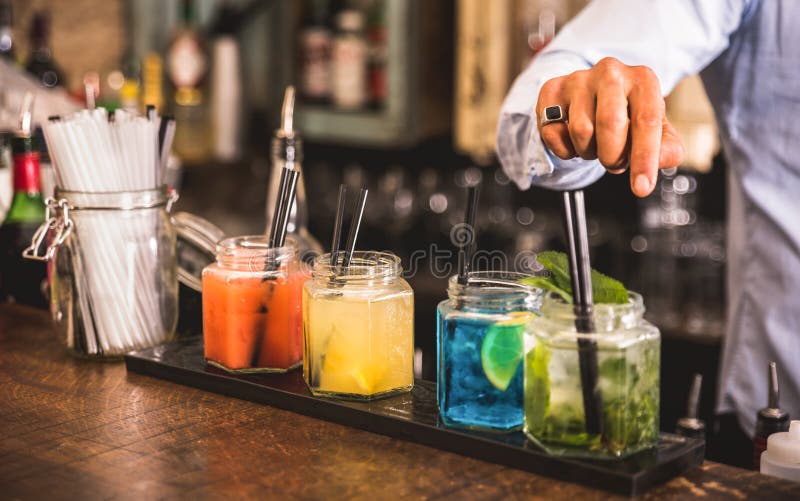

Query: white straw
42;106;170;356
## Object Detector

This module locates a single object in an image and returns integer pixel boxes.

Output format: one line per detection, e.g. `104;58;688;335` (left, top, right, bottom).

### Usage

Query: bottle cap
11;134;38;154
766;420;800;464
337;10;364;32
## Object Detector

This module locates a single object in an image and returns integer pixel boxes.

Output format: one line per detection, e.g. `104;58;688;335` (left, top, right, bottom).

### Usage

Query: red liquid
202;269;306;371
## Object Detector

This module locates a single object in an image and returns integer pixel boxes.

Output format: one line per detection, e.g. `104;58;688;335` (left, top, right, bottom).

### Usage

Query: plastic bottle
760;420;800;483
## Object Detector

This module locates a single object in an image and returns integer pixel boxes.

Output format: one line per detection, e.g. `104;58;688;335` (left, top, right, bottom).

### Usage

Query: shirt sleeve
496;0;757;191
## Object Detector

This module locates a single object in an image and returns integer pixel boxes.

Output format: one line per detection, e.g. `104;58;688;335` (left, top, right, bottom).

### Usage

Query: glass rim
448;270;543;293
535;291;648;338
446;271;544;307
54;185;169;211
216;235;297;258
312;251;402;280
540;290;644;312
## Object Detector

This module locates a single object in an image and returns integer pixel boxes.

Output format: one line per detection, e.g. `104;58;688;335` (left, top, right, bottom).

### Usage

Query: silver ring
541;105;568;126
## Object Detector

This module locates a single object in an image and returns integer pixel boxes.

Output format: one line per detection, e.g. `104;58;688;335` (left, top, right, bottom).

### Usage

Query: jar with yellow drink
303;251;414;400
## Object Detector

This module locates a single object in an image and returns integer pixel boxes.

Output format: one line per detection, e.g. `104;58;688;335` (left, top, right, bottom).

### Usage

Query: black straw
275;170;299;247
562;190;603;436
268;167;291;247
330;184;348;267
158;114;173;156
457;185;480;286
341;187;368;269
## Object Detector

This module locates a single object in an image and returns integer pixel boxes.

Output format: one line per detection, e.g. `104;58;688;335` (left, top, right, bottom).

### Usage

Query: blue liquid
437;310;523;431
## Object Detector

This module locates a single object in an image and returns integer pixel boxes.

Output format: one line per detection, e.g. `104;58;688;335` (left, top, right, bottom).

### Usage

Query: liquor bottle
366;1;387;108
299;0;333;104
331;9;367;110
142;52;164;112
0;129;46;308
0;0;14;62
118;53;142;114
167;0;210;163
753;362;790;469
24;12;65;88
265;87;322;263
209;0;242;162
0;132;12;222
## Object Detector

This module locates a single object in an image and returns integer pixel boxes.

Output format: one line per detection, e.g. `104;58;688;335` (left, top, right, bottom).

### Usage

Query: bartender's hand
537;57;684;197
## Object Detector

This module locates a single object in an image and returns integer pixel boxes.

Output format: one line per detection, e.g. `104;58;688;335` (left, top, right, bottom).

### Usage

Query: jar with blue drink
437;271;542;431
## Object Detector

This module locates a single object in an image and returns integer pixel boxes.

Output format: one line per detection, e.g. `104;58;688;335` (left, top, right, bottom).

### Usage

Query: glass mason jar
202;236;306;373
524;292;660;459
43;188;179;358
303;251;414;400
437;271;541;432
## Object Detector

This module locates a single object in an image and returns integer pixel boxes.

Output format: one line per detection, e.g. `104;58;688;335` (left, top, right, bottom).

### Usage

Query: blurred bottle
118;53;141;113
366;1;387;108
265;87;322;263
331;9;367;110
753;362;790;470
167;0;210;164
299;0;333;104
209;0;242;162
0;0;14;62
0;115;46;308
0;132;12;222
24;12;65;88
142;52;164;112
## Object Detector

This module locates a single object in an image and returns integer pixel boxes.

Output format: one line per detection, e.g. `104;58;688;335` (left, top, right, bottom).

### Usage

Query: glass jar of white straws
36;189;180;357
23;106;182;358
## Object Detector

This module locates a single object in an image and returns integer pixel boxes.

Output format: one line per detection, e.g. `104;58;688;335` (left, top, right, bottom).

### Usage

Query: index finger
627;68;664;197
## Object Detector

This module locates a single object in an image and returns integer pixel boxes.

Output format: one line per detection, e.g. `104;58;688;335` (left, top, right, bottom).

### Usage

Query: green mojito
524;291;660;458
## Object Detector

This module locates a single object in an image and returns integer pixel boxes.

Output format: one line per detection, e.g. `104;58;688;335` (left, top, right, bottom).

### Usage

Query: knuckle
633;65;659;84
539;77;559;96
632;111;661;129
568;68;590;80
597;57;620;68
596;57;623;75
569;120;594;144
540;127;562;146
564;69;590;90
597;111;628;131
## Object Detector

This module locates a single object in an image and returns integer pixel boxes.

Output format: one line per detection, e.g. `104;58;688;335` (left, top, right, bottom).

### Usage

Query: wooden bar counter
2;304;799;499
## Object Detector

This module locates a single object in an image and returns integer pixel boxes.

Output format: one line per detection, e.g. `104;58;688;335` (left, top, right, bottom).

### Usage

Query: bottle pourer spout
281;86;295;137
18;91;35;137
686;373;702;419
768;361;780;409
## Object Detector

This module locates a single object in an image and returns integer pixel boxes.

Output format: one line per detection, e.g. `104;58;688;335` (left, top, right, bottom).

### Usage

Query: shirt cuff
497;50;605;191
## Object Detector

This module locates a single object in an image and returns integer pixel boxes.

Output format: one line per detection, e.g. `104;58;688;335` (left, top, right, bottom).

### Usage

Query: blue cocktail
437;272;541;431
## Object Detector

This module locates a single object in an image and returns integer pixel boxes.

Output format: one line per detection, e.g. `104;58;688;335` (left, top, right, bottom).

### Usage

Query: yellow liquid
303;286;414;399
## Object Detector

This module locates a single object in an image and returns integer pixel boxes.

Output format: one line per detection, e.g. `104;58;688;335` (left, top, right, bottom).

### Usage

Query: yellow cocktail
303;252;414;400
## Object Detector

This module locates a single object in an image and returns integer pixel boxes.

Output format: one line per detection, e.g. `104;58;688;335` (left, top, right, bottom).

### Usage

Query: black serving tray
125;338;704;497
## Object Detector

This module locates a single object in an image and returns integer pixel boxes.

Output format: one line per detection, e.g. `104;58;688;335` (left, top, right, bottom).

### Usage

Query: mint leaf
521;250;629;304
590;267;629;304
519;276;572;303
535;251;572;292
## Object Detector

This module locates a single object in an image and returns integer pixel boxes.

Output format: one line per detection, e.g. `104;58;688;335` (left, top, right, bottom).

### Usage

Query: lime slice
480;312;534;391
